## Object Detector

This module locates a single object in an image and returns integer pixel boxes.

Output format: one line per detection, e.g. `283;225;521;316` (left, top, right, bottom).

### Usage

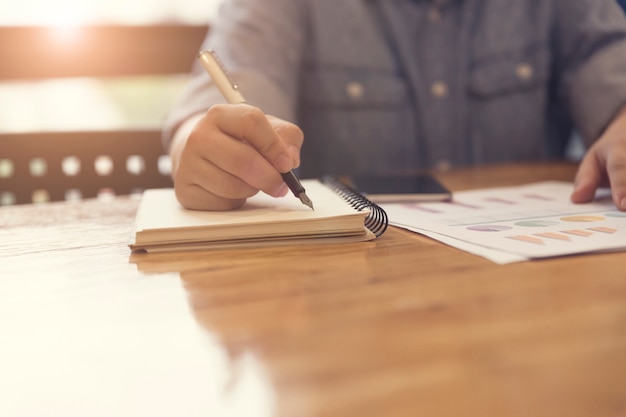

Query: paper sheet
381;182;626;263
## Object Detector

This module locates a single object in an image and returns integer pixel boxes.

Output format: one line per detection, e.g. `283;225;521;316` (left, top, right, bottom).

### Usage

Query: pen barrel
281;171;305;195
198;50;246;104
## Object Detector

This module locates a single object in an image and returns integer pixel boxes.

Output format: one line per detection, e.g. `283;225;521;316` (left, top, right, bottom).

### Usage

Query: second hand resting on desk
197;49;314;211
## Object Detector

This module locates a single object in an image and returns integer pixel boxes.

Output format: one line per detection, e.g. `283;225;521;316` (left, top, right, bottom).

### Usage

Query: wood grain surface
1;163;625;417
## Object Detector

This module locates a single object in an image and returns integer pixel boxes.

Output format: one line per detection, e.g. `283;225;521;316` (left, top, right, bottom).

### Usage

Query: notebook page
134;180;362;232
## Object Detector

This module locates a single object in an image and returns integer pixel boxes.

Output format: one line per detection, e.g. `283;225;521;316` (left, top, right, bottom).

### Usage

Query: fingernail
621;197;626;210
276;154;293;173
288;144;300;162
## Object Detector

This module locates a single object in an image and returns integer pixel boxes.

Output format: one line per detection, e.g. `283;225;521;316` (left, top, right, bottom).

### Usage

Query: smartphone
349;173;451;203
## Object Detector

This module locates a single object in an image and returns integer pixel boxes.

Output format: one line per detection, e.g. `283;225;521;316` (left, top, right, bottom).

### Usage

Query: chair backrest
0;24;208;205
0;130;174;204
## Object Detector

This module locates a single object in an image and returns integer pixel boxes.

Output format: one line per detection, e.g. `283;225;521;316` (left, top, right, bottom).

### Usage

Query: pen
197;49;314;211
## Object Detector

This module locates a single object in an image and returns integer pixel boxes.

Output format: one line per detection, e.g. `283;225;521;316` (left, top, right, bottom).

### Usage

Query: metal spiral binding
320;176;389;237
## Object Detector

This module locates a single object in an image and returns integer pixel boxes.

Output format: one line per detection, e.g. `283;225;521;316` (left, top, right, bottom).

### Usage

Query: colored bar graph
562;229;593;237
484;197;516;205
402;204;442;214
507;235;544;244
535;232;571;241
561;215;605;222
587;226;618;234
522;194;552;201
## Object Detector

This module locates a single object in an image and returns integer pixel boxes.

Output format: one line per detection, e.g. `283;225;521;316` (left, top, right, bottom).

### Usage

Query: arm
571;106;626;210
553;0;626;209
163;0;307;210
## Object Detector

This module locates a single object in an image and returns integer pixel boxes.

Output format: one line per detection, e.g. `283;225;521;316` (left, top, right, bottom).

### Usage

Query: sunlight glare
47;24;85;46
0;0;223;25
3;0;91;26
49;8;88;27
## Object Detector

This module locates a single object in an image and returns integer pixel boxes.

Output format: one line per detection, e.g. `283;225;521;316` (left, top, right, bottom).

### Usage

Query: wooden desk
1;163;625;417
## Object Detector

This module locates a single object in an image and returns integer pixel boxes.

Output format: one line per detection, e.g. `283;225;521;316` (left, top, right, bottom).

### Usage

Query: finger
606;149;626;210
206;104;296;173
571;150;605;204
173;153;252;210
184;114;287;198
176;136;277;210
177;150;260;200
267;115;304;167
188;122;289;197
209;137;289;196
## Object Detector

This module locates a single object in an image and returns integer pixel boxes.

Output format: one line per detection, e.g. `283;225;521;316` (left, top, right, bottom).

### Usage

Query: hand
571;107;626;211
170;104;304;211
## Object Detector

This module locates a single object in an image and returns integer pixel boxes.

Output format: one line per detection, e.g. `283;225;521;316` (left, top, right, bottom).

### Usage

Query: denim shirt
163;0;626;178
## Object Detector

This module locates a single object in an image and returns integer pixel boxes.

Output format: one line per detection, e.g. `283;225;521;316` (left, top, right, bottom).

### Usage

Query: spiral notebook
129;178;388;253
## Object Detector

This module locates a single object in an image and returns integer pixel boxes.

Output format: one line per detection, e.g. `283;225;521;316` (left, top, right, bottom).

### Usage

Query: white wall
0;0;223;25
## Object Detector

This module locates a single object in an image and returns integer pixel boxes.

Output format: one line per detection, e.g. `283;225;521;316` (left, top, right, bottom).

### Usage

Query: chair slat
0;25;208;79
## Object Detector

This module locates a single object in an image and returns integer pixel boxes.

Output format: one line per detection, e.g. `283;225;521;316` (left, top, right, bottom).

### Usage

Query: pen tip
299;193;314;211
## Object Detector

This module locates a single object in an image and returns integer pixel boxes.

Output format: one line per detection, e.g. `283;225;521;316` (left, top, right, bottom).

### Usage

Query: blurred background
2;0;625;137
0;0;222;135
1;1;623;207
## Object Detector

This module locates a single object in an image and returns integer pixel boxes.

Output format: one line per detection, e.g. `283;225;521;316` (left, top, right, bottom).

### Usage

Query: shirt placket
415;0;462;170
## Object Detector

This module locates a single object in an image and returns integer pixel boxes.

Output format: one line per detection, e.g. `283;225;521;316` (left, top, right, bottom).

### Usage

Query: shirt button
431;81;449;98
516;63;534;81
435;159;452;171
428;8;441;22
345;81;365;100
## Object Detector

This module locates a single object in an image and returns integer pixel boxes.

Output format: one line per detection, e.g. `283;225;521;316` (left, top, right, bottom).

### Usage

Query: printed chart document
129;179;388;252
381;182;626;264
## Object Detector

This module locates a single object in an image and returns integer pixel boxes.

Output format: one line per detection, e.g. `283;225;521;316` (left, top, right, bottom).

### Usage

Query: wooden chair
0;24;208;205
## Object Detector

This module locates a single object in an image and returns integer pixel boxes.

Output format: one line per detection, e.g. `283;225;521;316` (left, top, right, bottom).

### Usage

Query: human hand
571;107;626;211
170;104;303;211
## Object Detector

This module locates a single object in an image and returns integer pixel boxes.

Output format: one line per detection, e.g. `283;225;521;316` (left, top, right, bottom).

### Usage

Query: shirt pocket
302;67;410;108
299;67;418;176
466;43;553;164
468;43;551;98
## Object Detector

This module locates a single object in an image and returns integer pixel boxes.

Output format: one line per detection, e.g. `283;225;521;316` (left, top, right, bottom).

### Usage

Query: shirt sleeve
161;0;307;151
556;0;626;146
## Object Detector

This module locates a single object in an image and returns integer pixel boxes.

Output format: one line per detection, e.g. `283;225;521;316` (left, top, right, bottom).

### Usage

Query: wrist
169;113;204;174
